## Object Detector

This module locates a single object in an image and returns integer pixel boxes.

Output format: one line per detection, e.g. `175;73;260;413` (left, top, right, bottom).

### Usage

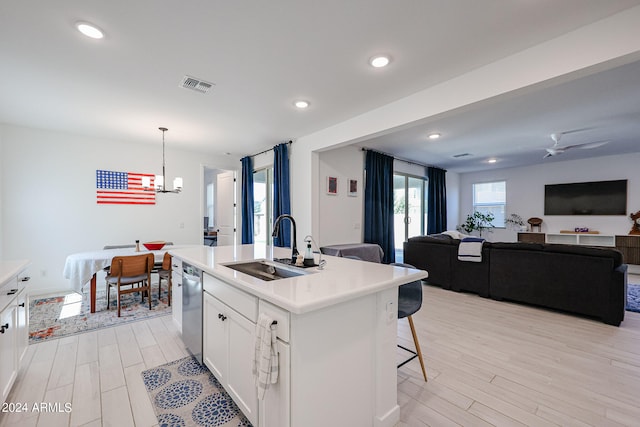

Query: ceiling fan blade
560;127;595;135
576;140;609;150
562;140;609;151
546;147;564;155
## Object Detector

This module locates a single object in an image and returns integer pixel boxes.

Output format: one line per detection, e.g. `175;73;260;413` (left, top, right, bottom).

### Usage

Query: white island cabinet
203;274;259;426
170;257;183;332
170;244;427;427
0;260;30;405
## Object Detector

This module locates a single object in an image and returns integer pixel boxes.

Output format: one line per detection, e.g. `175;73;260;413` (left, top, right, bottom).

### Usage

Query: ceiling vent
452;153;472;158
179;75;214;94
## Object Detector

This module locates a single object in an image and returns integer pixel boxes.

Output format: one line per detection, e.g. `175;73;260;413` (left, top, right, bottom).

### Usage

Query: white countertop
0;260;30;287
0;259;30;312
169;244;428;314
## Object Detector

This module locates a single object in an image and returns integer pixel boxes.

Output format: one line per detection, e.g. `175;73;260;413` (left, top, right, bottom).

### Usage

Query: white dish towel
253;313;279;399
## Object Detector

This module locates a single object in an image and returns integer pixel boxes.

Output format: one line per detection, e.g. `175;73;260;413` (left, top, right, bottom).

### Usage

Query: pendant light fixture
142;127;183;193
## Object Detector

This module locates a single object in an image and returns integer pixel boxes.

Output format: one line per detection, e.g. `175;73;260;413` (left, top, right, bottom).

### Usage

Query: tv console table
516;233;640;265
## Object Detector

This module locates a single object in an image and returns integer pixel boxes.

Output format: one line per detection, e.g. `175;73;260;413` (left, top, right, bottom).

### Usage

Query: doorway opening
203;166;237;246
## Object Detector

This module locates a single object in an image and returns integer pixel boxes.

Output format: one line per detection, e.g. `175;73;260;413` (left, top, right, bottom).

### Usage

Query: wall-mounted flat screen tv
544;179;627;215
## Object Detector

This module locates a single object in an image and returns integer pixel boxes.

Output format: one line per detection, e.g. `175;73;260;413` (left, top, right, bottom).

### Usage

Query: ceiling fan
543;132;609;158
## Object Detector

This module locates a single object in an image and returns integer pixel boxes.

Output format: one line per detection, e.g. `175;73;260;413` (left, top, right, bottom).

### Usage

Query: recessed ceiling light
488;158;497;164
294;100;310;109
428;133;441;140
76;22;104;39
369;55;390;68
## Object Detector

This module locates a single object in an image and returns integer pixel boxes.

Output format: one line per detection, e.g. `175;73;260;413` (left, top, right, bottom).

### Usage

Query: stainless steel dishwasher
182;262;203;363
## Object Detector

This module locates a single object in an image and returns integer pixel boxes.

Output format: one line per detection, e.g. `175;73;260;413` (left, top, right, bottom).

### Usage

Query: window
473;181;506;227
253;167;273;244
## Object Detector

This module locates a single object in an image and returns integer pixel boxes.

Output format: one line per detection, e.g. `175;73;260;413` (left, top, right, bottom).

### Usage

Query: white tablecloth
63;245;195;292
320;243;384;263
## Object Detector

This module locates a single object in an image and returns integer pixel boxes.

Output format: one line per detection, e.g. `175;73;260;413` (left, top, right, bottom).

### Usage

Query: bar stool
392;262;428;381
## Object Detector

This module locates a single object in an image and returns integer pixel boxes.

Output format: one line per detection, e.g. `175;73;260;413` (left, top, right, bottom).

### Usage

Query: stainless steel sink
222;260;308;281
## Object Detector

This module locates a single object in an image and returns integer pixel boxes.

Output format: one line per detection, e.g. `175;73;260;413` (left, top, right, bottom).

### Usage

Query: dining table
63;245;197;313
319;243;384;263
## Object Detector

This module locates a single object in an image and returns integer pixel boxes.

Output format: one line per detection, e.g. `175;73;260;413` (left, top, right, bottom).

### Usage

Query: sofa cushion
490;242;545;251
403;239;455;289
408;235;457;245
542;243;623;268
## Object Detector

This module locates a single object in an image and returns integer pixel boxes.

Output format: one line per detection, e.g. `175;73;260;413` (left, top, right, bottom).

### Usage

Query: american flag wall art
96;170;156;205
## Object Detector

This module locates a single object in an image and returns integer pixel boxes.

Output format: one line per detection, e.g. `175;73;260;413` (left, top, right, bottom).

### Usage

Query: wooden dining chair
157;252;172;306
102;244;136;275
105;253;154;317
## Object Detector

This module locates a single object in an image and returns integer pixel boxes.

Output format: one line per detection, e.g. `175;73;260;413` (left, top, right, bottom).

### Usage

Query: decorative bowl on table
143;241;166;251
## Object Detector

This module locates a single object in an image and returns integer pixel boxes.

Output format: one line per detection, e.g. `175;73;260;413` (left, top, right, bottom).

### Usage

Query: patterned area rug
142;356;252;427
627;283;640;313
29;280;171;342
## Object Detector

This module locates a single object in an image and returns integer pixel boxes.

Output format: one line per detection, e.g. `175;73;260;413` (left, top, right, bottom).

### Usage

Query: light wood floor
2;276;639;427
0;315;186;427
397;275;640;427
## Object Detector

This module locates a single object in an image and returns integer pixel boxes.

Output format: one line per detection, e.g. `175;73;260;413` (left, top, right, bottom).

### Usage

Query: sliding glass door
394;174;428;261
253;168;273;245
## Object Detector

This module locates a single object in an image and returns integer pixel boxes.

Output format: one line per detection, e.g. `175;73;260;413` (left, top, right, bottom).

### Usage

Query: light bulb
76;22;104;39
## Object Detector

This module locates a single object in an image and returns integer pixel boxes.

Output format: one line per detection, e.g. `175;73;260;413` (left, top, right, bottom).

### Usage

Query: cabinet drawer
259;300;290;343
204;273;257;322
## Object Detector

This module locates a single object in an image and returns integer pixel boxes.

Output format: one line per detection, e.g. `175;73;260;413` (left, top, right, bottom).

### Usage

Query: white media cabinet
545;233;616;247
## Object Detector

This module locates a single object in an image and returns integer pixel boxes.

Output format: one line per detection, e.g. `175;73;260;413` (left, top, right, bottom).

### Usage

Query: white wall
318;145;364;246
253;149;273;171
0;130;4;261
316;146;460;245
458;153;640;242
0;124;239;294
290;6;640;242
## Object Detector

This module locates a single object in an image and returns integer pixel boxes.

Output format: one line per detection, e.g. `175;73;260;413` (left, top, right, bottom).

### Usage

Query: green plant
505;213;525;230
457;211;495;236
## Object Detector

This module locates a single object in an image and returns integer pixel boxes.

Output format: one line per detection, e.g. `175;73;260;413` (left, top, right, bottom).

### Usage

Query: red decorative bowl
143;241;166;251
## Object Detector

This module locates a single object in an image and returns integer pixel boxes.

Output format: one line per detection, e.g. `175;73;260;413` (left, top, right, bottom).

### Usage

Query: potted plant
505;213;526;231
457;211;495;237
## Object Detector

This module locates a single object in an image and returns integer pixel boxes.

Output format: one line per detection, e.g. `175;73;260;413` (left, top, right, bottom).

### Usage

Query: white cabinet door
203;291;259;426
203;292;227;382
0;303;17;404
171;264;183;333
226;308;257;427
260;340;290;427
16;288;28;364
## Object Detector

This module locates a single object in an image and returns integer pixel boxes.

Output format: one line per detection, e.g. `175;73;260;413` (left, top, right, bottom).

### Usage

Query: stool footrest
397;344;418;368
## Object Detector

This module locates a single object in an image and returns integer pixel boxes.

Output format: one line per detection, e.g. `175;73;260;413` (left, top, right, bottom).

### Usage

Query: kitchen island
169;244;428;427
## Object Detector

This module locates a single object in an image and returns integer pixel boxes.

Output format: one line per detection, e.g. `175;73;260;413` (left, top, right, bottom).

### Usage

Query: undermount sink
222;260;308;281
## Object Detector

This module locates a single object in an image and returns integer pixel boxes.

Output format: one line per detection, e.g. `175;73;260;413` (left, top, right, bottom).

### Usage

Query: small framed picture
348;179;358;197
327;176;338;195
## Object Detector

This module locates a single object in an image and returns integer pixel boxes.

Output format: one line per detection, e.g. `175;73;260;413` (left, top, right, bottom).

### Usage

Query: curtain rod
245;140;293;159
361;147;443;171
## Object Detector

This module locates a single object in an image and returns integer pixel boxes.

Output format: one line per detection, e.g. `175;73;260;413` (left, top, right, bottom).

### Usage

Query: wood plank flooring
2;275;639;426
397;274;640;426
0;315;186;427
